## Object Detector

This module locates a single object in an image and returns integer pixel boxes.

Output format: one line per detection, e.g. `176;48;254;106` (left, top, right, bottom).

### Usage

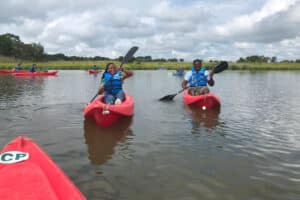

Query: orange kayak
0;136;86;200
183;91;221;110
84;93;134;127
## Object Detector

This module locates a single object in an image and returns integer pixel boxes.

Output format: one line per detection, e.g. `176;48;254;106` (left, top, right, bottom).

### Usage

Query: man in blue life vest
98;63;133;104
92;65;97;70
28;64;37;72
181;59;214;95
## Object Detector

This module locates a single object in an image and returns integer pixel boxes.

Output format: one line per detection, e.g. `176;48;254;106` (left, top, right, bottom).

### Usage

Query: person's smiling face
194;61;202;71
107;63;117;74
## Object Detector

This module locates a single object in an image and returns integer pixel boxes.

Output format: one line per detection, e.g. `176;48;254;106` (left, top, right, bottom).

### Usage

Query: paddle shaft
89;93;99;103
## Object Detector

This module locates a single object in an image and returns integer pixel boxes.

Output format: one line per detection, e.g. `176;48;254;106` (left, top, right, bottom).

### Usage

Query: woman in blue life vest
181;59;214;95
92;65;97;70
14;63;22;71
98;63;133;104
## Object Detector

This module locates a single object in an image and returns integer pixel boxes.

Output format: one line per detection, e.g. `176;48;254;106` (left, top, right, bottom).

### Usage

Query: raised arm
121;69;133;80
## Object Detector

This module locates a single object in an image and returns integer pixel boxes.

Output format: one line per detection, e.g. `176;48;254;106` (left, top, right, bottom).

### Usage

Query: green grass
1;56;300;70
230;62;300;70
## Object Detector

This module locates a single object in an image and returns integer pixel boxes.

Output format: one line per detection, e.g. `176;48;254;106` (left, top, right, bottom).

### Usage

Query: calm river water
1;70;300;200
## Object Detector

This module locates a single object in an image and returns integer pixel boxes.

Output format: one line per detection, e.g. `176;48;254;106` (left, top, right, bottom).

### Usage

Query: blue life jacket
93;65;97;70
188;67;208;87
103;71;123;95
29;65;36;72
15;66;22;70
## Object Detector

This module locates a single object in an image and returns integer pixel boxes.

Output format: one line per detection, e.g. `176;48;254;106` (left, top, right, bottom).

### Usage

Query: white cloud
280;37;300;48
215;0;300;40
0;0;299;61
234;42;256;49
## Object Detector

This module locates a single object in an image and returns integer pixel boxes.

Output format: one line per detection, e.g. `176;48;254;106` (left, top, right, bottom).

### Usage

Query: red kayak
0;136;86;200
88;69;100;74
84;93;134;127
13;70;58;76
183;90;221;110
0;69;27;74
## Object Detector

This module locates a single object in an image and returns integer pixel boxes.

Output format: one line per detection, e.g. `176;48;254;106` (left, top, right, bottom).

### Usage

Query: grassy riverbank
1;56;300;70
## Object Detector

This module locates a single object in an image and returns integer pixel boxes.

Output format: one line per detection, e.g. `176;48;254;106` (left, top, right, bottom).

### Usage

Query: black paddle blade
213;61;228;74
121;46;139;65
159;88;186;101
159;93;177;101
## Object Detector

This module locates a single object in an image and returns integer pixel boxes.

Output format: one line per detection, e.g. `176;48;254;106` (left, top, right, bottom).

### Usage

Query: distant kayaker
92;65;97;70
98;63;133;105
181;59;214;96
14;63;22;71
176;68;184;73
29;64;37;72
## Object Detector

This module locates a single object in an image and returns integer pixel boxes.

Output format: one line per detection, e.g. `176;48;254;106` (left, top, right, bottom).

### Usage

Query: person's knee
188;88;195;96
200;87;209;94
193;87;201;95
104;95;115;104
116;90;125;100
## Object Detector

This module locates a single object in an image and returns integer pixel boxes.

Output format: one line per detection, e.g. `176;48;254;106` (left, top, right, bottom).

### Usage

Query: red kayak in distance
0;69;27;74
183;90;221;110
84;93;134;127
88;69;100;74
0;136;86;200
13;70;58;76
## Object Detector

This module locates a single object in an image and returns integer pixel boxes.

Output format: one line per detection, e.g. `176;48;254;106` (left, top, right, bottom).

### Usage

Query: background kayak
0;69;27;74
84;93;134;127
172;71;185;76
172;70;185;76
13;70;58;76
0;136;86;200
88;69;100;74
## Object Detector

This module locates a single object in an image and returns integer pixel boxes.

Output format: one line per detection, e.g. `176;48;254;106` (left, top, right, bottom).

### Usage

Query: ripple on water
1;70;300;200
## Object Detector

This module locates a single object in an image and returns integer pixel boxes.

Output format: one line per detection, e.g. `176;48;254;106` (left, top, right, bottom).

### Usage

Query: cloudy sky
0;0;299;61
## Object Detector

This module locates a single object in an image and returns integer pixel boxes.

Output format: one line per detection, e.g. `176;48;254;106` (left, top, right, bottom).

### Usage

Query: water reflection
184;104;220;129
84;117;133;174
0;75;45;109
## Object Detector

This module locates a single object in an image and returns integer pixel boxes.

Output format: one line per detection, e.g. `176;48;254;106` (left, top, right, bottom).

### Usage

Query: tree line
0;33;44;60
1;33;299;63
237;56;300;63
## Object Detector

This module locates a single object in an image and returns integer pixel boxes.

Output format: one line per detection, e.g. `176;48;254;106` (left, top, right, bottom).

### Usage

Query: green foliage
0;33;20;56
0;57;300;70
0;33;44;60
237;55;271;63
229;62;300;70
271;56;277;63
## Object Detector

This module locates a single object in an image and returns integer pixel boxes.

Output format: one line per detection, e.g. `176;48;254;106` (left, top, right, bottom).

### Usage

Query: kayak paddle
159;61;228;101
89;46;139;103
